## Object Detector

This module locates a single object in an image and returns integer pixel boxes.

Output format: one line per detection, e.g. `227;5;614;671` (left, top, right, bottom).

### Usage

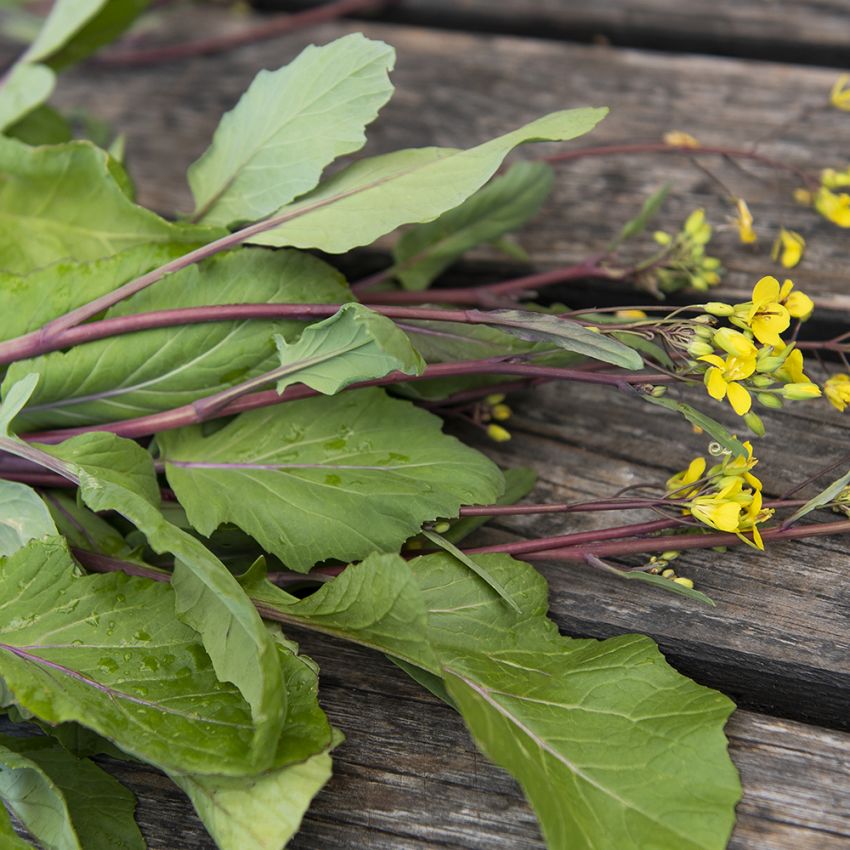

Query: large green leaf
188;34;395;226
159;389;504;571
173;731;339;850
21;0;147;70
391;161;553;290
249;108;607;253
6;249;351;429
0;138;218;274
0;802;34;849
271;303;424;396
0;478;57;556
43;490;131;557
40;433;286;768
0;733;144;850
0;538;263;775
0;63;55;132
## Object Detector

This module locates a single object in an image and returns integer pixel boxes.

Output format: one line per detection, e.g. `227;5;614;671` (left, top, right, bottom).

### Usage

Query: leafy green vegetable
272;303;425;395
0;479;57;556
0;733;144;850
0;63;55;132
0;138;218;274
391;161;553;290
159;389;504;571
249;108;607;253
188;33;395;226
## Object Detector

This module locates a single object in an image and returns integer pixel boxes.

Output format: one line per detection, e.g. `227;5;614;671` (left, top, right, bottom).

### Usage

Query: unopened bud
703;302;735;317
673;577;695;589
687;340;715;357
491;403;512;421
486;423;511;442
650;385;668;398
744;411;766;437
756;392;783;409
782;382;822;401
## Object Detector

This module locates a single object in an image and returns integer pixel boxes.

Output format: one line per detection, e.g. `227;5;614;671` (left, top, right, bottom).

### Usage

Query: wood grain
30;7;850;320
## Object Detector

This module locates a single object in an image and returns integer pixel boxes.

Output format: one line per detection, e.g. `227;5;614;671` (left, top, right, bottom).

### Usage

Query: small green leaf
587;557;715;606
4;104;73;146
612;183;671;247
159;389;504;571
0;733;144;850
250;108;607;253
391;161;553;290
0;479;57;556
0;63;55;132
643;394;746;457
0;802;34;849
0;372;38;435
272;303;424;395
188;34;395;226
783;467;850;527
478;309;644;369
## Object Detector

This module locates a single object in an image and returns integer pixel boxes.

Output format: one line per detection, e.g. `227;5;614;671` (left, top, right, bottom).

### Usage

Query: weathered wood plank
32;9;850;319
259;0;850;66
7;641;848;849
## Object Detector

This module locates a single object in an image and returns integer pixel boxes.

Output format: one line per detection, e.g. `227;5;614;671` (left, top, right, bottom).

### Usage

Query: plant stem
25;360;673;443
542;142;818;190
98;0;394;66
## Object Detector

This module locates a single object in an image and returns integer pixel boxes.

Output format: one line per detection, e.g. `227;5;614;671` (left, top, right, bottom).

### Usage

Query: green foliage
0;63;55;132
391;161;554;290
188;33;395;226
0;479;56;555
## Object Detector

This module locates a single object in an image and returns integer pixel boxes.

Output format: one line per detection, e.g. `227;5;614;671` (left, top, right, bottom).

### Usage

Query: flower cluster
824;373;850;412
646;209;723;294
482;393;513;442
667;442;772;549
690;276;819;422
795;165;850;227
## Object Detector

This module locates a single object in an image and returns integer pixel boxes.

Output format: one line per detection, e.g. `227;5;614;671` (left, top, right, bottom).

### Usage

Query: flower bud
687;340;714;357
433;521;451;534
744;411;766;436
650;385;668;398
661;551;681;561
703;301;735;317
751;374;774;388
756;392;783;409
491;403;512;421
661;568;676;578
694;324;715;338
781;382;823;400
673;577;695;589
486;423;511;442
714;327;756;357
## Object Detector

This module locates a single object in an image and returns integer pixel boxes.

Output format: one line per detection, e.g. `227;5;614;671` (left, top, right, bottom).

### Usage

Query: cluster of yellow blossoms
667;441;772;549
688;276;819;422
649;209;723;294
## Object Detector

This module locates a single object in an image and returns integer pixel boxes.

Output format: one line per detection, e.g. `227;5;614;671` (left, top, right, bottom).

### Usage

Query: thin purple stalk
26;360;674;443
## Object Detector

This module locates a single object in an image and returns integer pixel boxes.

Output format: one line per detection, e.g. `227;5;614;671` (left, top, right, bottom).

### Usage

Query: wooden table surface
4;1;850;848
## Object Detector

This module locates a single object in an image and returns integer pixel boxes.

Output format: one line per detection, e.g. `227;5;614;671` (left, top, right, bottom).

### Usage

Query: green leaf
244;552;439;671
420;529;521;613
7;249;351;429
0;733;144;850
0;801;34;849
21;0;147;71
0;63;55;132
249;108;607;253
4;104;73;146
612;183;671;247
615;568;716;605
0;372;37;434
478;309;644;369
390;161;553;290
42;491;131;557
188;34;395;226
272;303;424;395
159;389;504;571
782;467;850;527
0;479;57;556
444;628;740;850
643;394;746;457
0;138;219;274
40;433;286;768
0;538;264;775
172;730;340;850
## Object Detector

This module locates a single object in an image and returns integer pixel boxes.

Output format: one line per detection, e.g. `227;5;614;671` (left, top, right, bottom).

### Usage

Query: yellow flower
663;130;700;148
793;188;813;206
821;166;850;189
699;353;755;415
815;187;850;227
777;279;814;320
830;74;850;111
734;198;757;244
824;374;850;412
775;348;814;384
714;440;762;492
736;489;772;550
689;481;747;532
743;276;790;347
771;228;805;269
713;327;758;359
666;456;706;497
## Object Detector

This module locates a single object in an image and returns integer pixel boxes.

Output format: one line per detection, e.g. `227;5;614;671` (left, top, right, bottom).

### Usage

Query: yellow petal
776;230;805;269
705;368;728;401
751;306;790;347
830;74;850;111
698;353;726;369
726;382;752;415
735;199;757;244
752;275;780;305
714;328;757;359
691;499;741;532
784;290;814;319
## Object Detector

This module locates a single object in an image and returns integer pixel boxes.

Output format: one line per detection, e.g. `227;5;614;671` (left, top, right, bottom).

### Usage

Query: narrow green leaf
643;394;746;457
0;479;57;556
42;491;130;557
172;730;341;850
612;183;671;247
0;733;144;850
0;138;219;274
0;801;34;849
391;161;553;290
587;557;715;606
478;309;645;369
0;63;55;132
250;108;607;253
0;539;264;776
40;433;286;768
783;467;850;527
420;529;521;612
189;34;395;226
159;389;504;571
0;372;37;434
7;249;351;429
272;303;424;395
